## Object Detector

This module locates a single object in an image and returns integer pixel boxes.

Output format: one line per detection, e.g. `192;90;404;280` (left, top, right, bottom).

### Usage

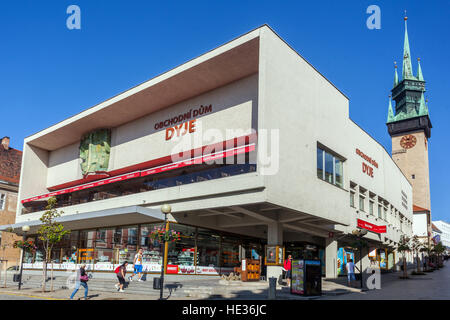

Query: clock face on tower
400;134;417;149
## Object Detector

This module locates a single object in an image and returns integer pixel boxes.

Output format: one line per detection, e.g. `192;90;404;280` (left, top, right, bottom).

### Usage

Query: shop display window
95;228;115;249
61;247;78;264
221;239;240;267
197;228;220;268
140;224;165;265
94;248;114;263
34;249;45;262
79;230;96;248
24;250;34;264
168;224;196;273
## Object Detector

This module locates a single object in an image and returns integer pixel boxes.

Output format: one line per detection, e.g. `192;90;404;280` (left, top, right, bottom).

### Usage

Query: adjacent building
433;221;450;250
2;25;413;279
0;137;22;268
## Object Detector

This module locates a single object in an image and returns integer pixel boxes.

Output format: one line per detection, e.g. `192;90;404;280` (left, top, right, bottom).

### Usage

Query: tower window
412;174;415;179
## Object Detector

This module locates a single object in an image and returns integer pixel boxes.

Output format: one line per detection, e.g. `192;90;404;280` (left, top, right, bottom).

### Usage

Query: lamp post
352;228;368;289
159;204;171;300
18;225;30;290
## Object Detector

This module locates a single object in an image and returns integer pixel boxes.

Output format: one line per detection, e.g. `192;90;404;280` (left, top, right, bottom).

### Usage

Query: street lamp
351;228;368;289
18;225;30;290
159;204;171;300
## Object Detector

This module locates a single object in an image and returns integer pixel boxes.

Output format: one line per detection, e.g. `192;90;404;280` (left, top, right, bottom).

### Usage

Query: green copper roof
417;58;424;81
394;64;399;87
402;18;415;80
418;92;428;116
387;97;395;123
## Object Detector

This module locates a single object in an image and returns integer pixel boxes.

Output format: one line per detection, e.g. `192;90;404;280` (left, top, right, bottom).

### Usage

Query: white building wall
413;213;428;237
258;27;412;234
45;74;258;189
434;221;450;248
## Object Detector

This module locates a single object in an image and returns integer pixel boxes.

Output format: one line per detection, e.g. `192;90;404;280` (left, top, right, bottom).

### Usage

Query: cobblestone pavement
0;262;447;300
321;261;450;300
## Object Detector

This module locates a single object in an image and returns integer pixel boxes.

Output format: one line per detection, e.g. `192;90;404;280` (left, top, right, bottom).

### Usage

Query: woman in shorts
115;261;128;292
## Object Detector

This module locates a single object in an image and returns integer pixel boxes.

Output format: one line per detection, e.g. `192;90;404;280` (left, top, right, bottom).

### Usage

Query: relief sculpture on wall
79;129;111;176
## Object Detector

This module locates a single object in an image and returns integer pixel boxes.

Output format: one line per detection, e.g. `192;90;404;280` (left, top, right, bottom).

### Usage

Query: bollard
268;277;277;300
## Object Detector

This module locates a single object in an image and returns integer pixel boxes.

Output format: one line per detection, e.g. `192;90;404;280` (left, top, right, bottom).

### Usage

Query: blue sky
0;1;448;220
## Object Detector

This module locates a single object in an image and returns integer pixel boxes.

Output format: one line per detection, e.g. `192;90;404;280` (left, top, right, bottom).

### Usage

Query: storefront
23;222;265;276
336;247;355;276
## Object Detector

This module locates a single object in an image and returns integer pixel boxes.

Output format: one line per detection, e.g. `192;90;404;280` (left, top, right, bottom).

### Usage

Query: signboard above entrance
357;219;386;234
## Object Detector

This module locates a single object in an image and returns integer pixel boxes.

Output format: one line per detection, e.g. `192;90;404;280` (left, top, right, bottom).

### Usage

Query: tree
37;197;70;292
410;236;425;274
434;242;445;267
397;235;410;279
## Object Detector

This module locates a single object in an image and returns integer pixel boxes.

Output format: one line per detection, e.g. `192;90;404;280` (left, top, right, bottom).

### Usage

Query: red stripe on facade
21;142;256;204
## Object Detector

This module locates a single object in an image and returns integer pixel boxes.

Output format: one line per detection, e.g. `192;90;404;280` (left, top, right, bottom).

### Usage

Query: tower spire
402;12;414;80
417;58;424;81
418;92;428;116
387;95;395;123
394;61;399;87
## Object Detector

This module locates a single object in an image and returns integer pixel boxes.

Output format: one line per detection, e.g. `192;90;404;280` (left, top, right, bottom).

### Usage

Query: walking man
129;248;144;282
346;259;356;287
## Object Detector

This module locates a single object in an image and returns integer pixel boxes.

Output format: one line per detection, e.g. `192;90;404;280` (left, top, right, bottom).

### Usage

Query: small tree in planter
37;197;70;292
410;236;425;275
434;242;445;268
397;235;410;279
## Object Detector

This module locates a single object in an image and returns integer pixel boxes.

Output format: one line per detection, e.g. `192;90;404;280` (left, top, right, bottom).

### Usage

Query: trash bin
13;274;21;283
268;277;277;300
153;277;161;290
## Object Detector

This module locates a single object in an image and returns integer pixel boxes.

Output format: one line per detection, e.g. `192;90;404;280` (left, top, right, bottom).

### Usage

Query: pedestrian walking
69;264;89;300
283;255;293;287
129;248;144;282
115;261;128;292
346;259;356;287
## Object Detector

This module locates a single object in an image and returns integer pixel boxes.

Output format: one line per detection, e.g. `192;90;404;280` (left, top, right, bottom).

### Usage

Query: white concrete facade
433;221;450;248
13;25;413;278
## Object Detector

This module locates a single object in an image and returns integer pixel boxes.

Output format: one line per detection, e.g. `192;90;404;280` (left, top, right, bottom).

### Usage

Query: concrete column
325;238;337;279
266;222;283;281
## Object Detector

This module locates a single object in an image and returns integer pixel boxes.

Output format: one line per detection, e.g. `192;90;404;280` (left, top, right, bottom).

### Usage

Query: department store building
1;25;413;279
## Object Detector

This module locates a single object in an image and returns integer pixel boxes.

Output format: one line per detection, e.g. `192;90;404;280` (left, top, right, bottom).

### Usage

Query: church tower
387;15;432;242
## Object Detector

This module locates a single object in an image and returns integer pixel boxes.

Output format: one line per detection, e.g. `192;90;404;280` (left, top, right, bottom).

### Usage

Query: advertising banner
166;264;179;274
142;263;162;273
195;266;220;275
291;260;304;295
178;265;195;274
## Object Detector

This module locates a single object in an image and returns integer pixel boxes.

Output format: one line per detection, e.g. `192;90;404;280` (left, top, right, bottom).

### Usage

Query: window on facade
317;146;344;188
350;192;355;207
324;152;334;183
317;148;324;179
369;201;374;215
335;158;343;188
378;205;382;219
359;195;365;212
383;206;388;221
0;193;5;211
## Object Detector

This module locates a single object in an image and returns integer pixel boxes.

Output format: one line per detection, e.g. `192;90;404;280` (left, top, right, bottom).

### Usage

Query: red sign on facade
357;219;386;234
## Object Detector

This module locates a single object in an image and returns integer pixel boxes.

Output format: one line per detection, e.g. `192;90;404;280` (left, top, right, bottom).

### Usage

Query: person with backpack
283;255;293;287
114;261;128;292
69;264;89;300
129;248;144;282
